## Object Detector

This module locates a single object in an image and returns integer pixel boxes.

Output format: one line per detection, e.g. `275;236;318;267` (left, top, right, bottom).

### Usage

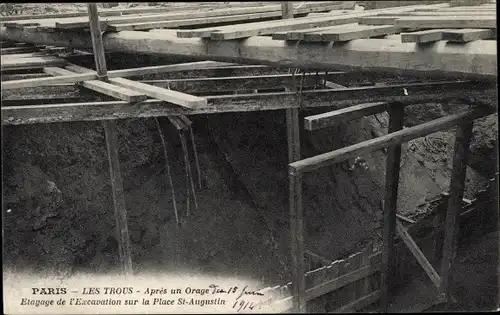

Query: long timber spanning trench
0;1;498;313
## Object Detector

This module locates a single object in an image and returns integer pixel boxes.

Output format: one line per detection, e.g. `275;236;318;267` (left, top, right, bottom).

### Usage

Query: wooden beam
438;122;474;302
0;55;67;71
304;102;388;131
110;78;207;108
1;61;235;90
2;83;494;125
55;2;343;29
394;17;496;29
303;24;399;42
65;64;207;108
380;104;404;311
2;72;338;97
305;263;380;301
107;11;283;31
0;27;496;79
289;107;492;174
442;29;496;42
377;11;496;16
395;220;441;288
107;2;352;32
43;67;147;103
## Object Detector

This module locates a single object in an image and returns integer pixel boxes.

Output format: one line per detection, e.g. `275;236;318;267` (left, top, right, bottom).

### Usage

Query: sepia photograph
1;1;498;313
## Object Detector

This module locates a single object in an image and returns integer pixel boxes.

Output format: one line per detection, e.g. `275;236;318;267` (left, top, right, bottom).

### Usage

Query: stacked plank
359;2;497;43
177;3;450;40
1;2;355;32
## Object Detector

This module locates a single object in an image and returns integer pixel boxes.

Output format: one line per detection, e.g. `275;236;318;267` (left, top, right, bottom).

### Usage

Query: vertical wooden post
438;122;474;302
88;3;133;276
87;3;108;80
289;168;306;313
380;104;405;311
282;1;304;313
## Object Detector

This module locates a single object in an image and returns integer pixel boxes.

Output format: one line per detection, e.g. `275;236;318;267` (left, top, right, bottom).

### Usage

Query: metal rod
438;122;474;303
380;103;405;311
189;125;202;189
155;117;179;226
103;120;133;276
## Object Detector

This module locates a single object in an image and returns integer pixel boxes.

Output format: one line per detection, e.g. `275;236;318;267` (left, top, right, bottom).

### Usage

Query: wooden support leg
380;104;405;311
289;170;306;313
282;2;304;312
89;3;132;276
438;122;474;303
103;120;133;276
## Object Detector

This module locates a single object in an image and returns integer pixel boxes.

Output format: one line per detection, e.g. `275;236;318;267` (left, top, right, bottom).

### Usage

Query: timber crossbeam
2;81;495;125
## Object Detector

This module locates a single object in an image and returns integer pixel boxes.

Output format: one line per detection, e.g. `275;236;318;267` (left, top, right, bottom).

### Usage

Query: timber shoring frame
287;101;495;312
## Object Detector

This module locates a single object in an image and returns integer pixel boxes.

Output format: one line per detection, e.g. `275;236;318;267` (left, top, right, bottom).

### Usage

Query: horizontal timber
289;107;494;174
1;61;236;90
2;81;494;125
43;67;147;103
0;27;495;79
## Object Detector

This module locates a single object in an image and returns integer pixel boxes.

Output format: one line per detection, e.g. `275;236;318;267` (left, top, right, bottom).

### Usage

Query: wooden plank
380;104;404;311
43;67;147;103
303;24;399;42
396;220;441;288
394;17;496;29
66;63;207;108
55;2;344;29
0;46;38;55
438;122;474;302
401;29;447;43
348;253;363;304
107;11;284;31
305;261;380;301
110;3;353;32
2;83;493;125
289;107;492;174
1;61;234;90
417;7;496;11
358;16;402;25
332;290;381;313
289;171;306;313
304;102;388;131
1;27;496;79
304;249;333;266
0;56;67;71
442;29;495;42
378;11;497;16
207;3;450;39
110;77;207;108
